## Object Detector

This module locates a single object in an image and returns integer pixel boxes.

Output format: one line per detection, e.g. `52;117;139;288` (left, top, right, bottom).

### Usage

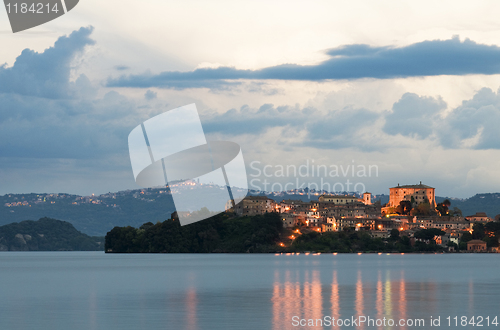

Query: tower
362;192;372;205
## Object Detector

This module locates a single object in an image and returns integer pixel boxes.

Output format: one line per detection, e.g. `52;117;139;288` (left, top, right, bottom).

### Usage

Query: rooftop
391;181;434;189
281;199;305;204
467;240;487;245
245;196;274;201
466;212;488;218
320;194;358;199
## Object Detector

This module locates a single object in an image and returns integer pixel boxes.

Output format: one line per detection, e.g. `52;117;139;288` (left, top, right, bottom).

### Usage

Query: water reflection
469;280;474;314
376;271;383;322
355;270;364;329
384;270;392;322
1;253;496;330
271;264;422;330
399;271;407;330
185;287;197;330
273;270;323;329
331;271;340;322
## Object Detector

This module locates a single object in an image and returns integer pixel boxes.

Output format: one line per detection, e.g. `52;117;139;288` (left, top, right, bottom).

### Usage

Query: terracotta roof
320;194;358;198
467;240;487;244
391;182;434;189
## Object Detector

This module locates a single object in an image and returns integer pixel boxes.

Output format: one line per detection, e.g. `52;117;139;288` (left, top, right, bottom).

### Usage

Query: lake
0;252;499;329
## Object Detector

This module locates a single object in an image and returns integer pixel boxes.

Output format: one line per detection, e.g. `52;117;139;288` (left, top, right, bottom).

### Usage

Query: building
319;194;359;204
234;196;276;216
362;192;372;205
441;230;460;247
465;212;492;223
306;215;322;226
375;219;406;231
467;240;487;252
370;231;390;239
322;223;334;232
388;182;436;208
324;204;370;219
276;199;304;213
335;217;375;231
281;214;297;228
426;221;471;231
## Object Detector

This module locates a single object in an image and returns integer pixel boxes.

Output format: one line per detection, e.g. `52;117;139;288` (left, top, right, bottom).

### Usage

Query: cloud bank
108;37;500;89
0;27;150;161
202;88;500;151
0;27;95;99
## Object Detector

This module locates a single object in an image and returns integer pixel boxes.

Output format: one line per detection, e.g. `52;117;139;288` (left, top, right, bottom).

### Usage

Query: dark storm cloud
0;27;149;160
107;37;500;89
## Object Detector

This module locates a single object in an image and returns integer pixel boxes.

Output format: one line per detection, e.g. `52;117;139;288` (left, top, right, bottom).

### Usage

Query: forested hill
0;218;104;251
436;194;500;218
105;212;482;254
105;212;283;253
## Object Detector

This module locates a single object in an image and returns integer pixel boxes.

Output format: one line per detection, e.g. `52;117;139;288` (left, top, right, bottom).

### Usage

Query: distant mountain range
1;182;499;236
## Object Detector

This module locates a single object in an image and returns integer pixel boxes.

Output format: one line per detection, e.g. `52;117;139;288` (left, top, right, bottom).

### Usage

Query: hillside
0;218;104;251
0;189;177;236
436;194;500;218
1;184;499;236
105;213;470;254
105;212;283;253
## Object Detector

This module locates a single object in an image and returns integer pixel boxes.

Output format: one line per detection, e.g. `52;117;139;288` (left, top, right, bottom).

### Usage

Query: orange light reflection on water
185;287;197;330
272;270;322;330
271;265;415;330
355;270;364;330
331;270;340;322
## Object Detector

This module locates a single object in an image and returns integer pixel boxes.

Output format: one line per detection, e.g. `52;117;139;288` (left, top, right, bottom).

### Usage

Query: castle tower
362;192;372;205
389;182;435;208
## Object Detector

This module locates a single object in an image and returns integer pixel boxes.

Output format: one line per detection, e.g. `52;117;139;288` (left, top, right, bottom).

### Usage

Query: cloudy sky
1;1;500;198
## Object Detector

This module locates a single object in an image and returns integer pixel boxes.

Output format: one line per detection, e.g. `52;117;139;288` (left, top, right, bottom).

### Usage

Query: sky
1;1;500;198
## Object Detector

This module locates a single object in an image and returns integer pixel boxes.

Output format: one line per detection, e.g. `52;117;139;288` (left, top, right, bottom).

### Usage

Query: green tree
485;222;500;235
483;236;498;248
460;231;473;243
400;200;412;215
415;202;432;216
451;207;462;217
472;223;485;240
389;228;400;241
414;228;444;241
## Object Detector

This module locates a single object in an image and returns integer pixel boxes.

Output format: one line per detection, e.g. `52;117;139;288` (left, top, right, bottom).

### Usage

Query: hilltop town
232;182;500;252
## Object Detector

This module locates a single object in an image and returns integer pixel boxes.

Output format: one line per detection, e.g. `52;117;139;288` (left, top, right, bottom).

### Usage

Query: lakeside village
230;182;499;252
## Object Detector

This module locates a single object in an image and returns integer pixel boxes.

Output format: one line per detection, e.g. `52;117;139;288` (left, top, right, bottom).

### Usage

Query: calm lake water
1;252;499;330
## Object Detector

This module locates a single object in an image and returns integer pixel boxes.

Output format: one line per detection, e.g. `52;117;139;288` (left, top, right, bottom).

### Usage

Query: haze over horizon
1;181;498;201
